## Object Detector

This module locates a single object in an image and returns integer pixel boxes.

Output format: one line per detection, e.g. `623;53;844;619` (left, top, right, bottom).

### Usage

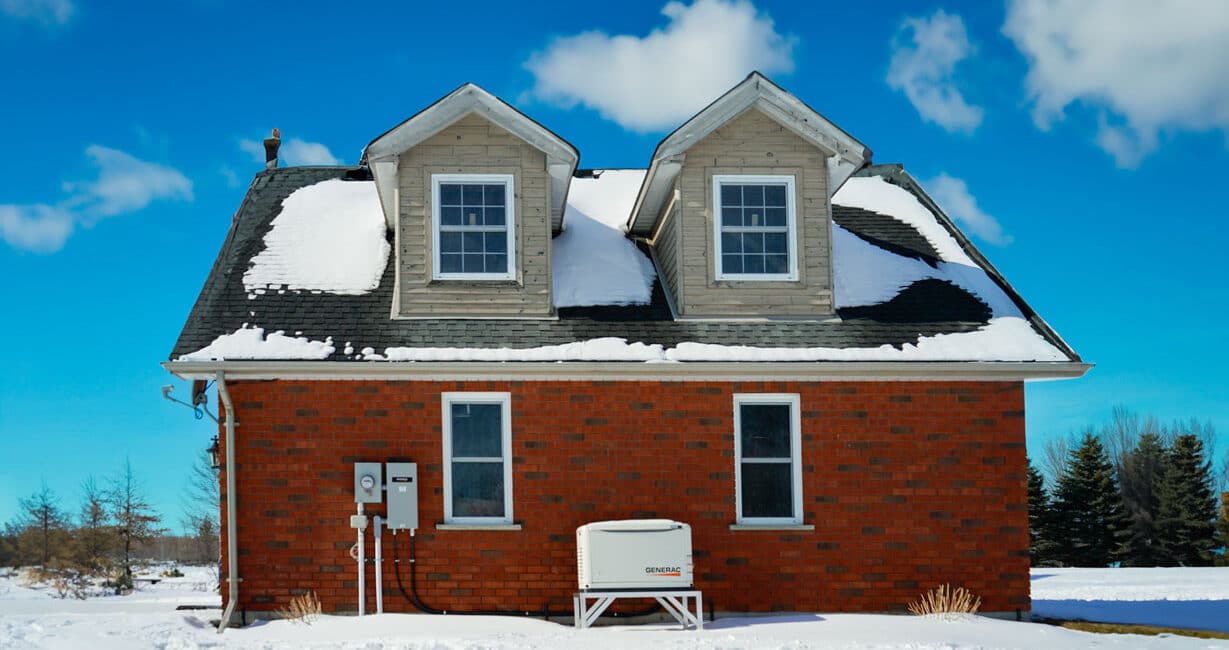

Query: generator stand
573;590;703;630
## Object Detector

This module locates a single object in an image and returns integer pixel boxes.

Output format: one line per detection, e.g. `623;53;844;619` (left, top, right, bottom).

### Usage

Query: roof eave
164;359;1092;383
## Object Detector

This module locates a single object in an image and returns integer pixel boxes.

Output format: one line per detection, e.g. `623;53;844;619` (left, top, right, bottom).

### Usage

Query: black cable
390;530;660;619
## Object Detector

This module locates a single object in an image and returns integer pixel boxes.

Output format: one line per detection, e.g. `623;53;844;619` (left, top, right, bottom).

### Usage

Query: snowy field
1031;566;1229;633
2;565;1228;649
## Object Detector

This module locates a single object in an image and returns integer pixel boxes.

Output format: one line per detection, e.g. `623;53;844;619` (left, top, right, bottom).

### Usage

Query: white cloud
239;137;341;166
0;0;74;25
1;146;192;254
0;204;73;253
1003;0;1229;167
886;10;984;134
924;174;1011;246
523;0;795;132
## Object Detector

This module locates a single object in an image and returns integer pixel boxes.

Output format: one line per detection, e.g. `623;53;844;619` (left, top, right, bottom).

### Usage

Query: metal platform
573;589;703;630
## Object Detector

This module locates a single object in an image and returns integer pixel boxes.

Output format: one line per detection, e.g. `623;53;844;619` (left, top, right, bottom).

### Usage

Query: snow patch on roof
179;326;335;361
834;176;974;265
384;337;664;362
553;170;656;307
243;179;389;295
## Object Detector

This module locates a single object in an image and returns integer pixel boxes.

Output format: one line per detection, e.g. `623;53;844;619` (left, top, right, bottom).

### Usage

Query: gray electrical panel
354;462;383;504
385;462;418;530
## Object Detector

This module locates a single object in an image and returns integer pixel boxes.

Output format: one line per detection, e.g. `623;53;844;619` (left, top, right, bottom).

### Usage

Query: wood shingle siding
665;108;834;318
396;113;553;317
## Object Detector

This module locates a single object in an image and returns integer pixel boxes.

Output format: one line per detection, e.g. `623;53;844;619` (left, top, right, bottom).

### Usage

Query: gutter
215;371;241;633
164;360;1092;383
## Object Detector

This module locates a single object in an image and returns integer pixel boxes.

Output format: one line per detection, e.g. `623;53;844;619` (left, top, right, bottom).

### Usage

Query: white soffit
628;72;872;236
365;83;580;231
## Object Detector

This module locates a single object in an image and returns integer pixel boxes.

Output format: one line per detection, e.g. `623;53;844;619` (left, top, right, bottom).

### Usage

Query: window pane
485;254;507;273
485;206;505;226
764;233;787;254
722;254;743;274
721;206;742;227
745;209;763;227
743;185;764;206
452;461;505;518
740;403;791;458
743;255;764;274
462;231;484;254
451;403;502;456
463;253;484;273
484;184;505;206
764;185;786;207
741;462;792;518
440;184;462;206
440;232;462;254
745;233;763;254
764;207;787;227
720;184;741;207
765;254;789;274
721;232;742;254
462;185;484;206
440;254;462;273
485;232;507;253
440;206;463;226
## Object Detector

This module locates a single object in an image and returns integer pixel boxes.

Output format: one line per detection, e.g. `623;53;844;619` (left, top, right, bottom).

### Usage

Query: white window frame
431;174;516;281
712;174;799;281
441;392;513;525
733;393;803;525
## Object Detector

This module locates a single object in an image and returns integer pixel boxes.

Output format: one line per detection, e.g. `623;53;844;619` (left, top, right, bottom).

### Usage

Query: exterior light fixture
207;436;222;471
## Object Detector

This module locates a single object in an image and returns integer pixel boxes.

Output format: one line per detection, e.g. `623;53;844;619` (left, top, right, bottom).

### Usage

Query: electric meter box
353;462;382;504
385;462;418;531
576;519;692;590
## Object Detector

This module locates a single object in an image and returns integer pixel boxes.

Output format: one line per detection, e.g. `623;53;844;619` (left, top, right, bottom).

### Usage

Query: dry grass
1045;619;1229;640
276;590;322;624
907;584;982;617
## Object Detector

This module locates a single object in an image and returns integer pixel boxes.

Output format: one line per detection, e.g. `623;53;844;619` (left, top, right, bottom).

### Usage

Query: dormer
364;83;579;318
628;73;871;319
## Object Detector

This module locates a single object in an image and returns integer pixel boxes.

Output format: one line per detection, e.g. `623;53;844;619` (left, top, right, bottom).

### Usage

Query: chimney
264;127;281;169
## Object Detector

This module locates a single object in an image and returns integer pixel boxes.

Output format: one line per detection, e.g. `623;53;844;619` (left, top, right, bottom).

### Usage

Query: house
164;72;1088;626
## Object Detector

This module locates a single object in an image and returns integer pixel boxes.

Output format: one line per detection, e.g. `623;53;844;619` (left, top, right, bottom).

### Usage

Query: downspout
216;371;240;633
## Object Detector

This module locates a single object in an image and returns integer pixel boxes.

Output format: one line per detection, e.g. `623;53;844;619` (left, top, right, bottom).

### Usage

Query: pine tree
17;482;69;567
1051;432;1128;566
1155;434;1217;566
1027;460;1058;565
106;459;165;586
76;477;115;573
1118;432;1167;566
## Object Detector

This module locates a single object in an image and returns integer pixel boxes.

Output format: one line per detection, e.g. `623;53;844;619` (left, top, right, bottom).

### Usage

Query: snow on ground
243;179;390;295
553;169;656;307
3;566;1229;649
1031;566;1229;633
178;326;335;361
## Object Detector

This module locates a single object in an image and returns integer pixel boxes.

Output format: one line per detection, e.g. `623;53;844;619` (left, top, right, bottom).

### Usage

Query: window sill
729;524;814;531
435;523;522;531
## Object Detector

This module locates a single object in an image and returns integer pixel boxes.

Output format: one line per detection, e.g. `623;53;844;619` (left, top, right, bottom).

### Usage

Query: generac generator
576;520;693;590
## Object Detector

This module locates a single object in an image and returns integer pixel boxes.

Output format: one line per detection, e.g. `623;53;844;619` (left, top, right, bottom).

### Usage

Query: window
432;174;516;280
712;175;797;281
442;392;513;524
733;394;802;524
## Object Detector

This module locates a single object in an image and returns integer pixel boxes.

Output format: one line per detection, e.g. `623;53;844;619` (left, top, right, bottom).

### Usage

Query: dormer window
432;174;516;280
713;175;798;281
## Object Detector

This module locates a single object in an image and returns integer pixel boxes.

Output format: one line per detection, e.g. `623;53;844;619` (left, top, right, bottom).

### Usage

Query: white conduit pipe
216;371;240;634
374;515;384;614
357;503;366;616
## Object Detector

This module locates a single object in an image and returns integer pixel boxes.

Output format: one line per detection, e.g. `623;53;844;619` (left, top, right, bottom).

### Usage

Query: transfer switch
385;462;418;531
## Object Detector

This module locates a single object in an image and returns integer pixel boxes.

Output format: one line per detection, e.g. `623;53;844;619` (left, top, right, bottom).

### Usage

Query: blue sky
1;0;1227;529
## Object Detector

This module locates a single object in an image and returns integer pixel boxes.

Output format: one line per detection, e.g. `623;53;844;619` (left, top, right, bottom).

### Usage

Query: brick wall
217;379;1029;615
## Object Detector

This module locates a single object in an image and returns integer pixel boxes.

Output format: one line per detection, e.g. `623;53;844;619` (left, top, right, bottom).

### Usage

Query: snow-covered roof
168;165;1081;370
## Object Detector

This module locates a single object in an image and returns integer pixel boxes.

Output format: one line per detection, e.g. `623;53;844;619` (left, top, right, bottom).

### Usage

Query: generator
576;519;693;590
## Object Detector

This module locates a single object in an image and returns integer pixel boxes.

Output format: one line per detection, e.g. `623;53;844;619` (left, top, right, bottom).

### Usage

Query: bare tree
1041;434;1073;486
76;477;114;573
106;459;165;586
17;481;69;567
180;449;220;564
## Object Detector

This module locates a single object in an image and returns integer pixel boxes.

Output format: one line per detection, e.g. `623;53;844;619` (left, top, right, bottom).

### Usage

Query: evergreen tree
106;459;165;585
1051;432;1128;566
1118;432;1168;566
1155;434;1217;565
17;482;69;567
1027;460;1058;565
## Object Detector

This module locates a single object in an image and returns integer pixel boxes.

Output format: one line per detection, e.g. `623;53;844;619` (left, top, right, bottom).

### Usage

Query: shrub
907;584;982;618
160;567;184;578
277;591;322;624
